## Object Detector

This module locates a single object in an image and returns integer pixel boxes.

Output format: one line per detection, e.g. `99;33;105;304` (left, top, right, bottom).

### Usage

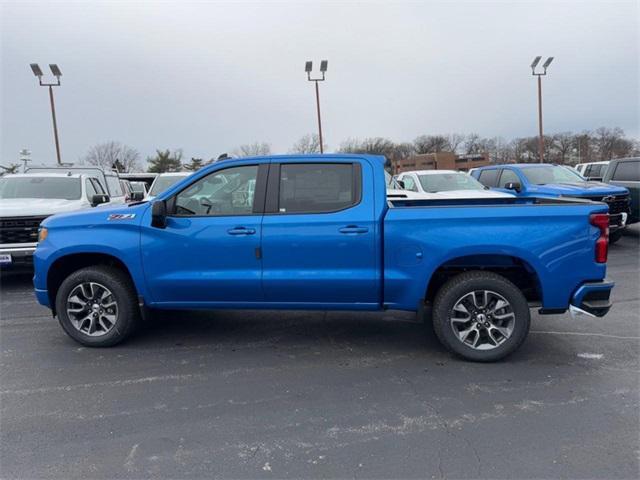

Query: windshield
521;165;585;185
418;173;485;192
150;175;188;195
0;177;81;200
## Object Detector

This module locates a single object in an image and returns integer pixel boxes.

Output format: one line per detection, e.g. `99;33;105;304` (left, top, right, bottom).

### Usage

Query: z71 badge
108;213;136;221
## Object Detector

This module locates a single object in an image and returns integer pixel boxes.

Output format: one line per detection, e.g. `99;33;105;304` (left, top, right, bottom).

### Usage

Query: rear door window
612;161;639;182
278;163;359;213
478;169;499;187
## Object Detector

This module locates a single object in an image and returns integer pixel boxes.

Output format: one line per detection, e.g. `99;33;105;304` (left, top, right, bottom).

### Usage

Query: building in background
395;152;491;173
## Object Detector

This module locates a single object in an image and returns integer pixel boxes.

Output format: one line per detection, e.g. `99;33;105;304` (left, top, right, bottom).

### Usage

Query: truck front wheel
55;266;140;347
432;271;530;362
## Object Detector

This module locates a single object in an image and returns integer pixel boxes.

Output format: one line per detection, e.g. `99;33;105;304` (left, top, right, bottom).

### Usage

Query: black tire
55;266;140;347
609;229;624;244
432;271;530;362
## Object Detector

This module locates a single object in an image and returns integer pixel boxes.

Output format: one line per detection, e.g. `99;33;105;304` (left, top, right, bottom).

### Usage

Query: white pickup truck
0;173;110;267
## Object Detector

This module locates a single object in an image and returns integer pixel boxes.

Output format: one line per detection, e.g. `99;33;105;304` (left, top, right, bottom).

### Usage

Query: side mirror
91;194;110;207
396;180;406;189
130;191;145;201
505;182;522;193
151;200;167;228
587;177;603;182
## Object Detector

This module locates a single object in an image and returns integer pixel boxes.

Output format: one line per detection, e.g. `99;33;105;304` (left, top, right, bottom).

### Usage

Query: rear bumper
570;279;614;318
610;212;628;231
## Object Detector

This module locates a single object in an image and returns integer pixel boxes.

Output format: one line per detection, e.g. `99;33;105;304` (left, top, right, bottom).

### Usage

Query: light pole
305;60;328;154
30;63;63;165
19;149;31;172
530;56;553;163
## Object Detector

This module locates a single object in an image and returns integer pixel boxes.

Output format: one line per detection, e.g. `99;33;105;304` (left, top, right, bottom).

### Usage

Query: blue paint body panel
34;154;613;316
470;164;629;198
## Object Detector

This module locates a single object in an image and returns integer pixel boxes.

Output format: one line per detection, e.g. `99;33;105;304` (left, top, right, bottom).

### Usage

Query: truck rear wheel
55;266;140;347
432;271;530;362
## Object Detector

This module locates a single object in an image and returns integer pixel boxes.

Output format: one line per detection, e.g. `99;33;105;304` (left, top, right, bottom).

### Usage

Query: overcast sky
1;0;638;166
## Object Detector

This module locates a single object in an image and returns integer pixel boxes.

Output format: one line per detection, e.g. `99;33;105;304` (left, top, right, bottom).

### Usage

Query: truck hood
42;202;149;228
0;198;85;218
527;182;629;197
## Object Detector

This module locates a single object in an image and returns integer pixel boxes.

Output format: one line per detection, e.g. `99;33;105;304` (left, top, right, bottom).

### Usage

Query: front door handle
227;227;256;236
339;225;369;235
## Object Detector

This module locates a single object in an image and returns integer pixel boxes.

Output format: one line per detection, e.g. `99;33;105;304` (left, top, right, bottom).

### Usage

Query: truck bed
383;196;608;311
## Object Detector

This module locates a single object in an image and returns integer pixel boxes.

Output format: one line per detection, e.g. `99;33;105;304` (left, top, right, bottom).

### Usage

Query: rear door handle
339;225;369;235
227;227;256;235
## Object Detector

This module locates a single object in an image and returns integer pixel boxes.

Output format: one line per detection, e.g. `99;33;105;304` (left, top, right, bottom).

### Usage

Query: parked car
146;172;191;199
26;166;126;205
119;173;158;193
0;173;109;267
385;171;434;199
34;155;614;362
575;161;609;181
130;181;148;195
471;163;631;243
395;170;514;198
120;179;134;202
603;157;639;225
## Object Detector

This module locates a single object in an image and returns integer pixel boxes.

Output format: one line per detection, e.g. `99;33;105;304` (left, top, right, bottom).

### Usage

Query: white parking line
531;330;640;340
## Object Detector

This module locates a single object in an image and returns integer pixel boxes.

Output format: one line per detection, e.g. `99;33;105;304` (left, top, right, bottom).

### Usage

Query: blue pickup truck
471;163;631;243
33;155;614;361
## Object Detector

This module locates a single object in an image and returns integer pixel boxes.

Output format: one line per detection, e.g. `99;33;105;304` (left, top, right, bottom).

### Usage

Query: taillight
590;213;609;263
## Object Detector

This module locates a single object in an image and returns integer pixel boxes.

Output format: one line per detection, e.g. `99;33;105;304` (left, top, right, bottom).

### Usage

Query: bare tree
233;142;271;157
81;141;141;172
446;134;466;153
414;135;450;154
289;134;325;154
593;127;634;160
549;133;574;164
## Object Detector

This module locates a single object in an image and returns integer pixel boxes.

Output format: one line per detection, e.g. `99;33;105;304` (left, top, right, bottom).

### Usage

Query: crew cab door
141;164;266;304
261;159;379;306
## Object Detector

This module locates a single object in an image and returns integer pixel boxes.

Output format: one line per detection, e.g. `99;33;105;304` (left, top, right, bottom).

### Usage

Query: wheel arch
47;252;137;316
424;253;543;306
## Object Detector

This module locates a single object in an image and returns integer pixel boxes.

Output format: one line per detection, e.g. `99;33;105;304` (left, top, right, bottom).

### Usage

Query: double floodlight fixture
305;59;328;81
531;56;553;75
30;63;62;85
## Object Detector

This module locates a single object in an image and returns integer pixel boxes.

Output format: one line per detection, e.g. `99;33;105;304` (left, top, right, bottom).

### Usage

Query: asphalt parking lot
1;228;638;479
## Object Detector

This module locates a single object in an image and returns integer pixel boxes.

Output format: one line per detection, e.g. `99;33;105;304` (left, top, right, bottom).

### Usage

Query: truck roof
219;153;386;163
476;163;578;170
402;170;463;175
2;172;87;179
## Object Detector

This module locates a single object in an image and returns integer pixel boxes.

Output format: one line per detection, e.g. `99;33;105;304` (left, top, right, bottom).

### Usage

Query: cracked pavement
1;226;638;479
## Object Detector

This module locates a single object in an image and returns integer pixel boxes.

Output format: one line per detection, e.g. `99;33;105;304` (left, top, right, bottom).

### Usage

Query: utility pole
30;63;63;165
530;56;554;163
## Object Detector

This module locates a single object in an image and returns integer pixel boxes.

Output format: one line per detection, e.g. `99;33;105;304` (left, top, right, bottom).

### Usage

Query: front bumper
0;243;37;267
569;279;614;318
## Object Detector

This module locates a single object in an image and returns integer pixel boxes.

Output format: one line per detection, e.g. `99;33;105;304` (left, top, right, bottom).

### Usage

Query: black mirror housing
151;200;167;228
396;180;406;189
91;194;110;207
505;182;522;193
130;191;145;201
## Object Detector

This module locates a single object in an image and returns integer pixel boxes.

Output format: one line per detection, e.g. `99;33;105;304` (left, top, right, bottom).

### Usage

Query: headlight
38;227;48;243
